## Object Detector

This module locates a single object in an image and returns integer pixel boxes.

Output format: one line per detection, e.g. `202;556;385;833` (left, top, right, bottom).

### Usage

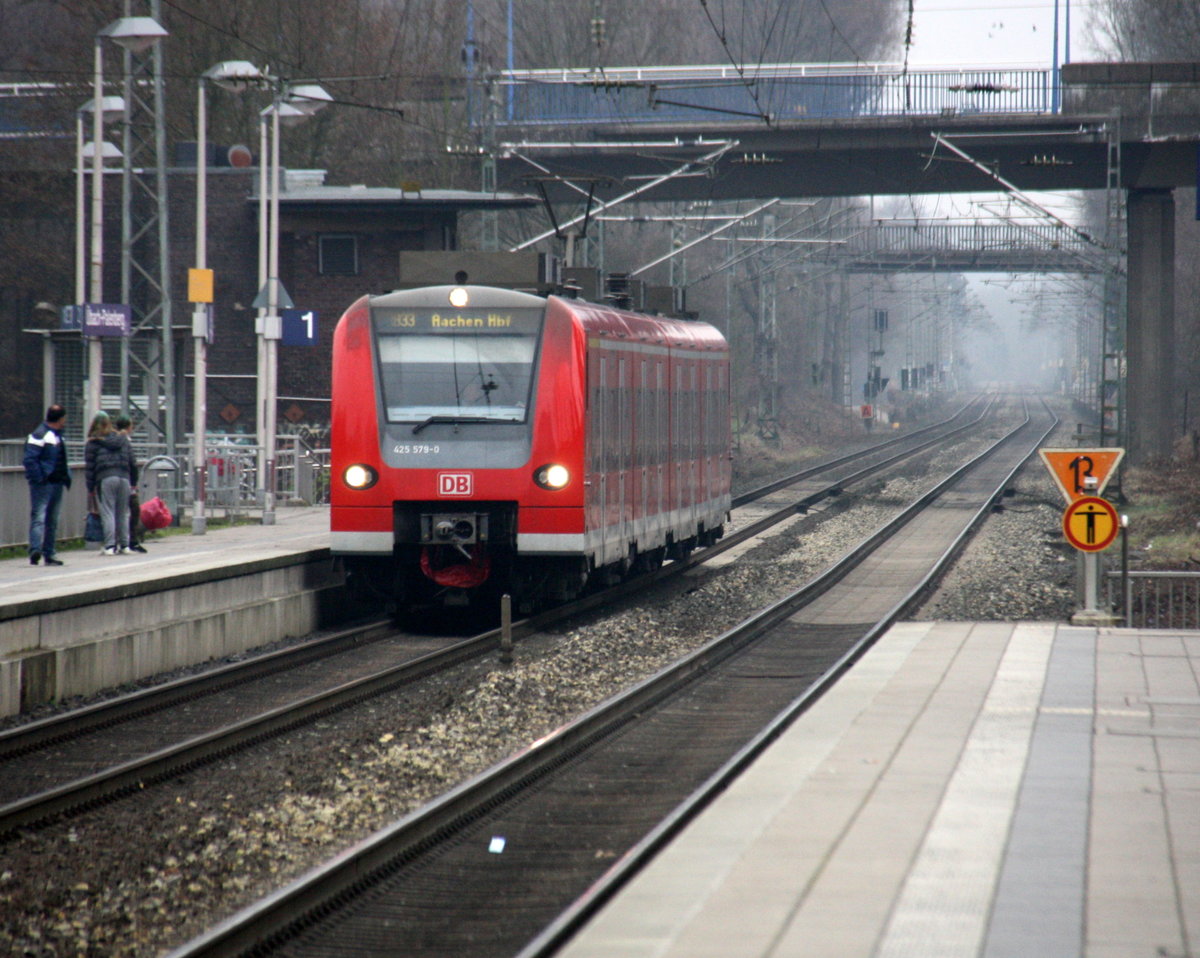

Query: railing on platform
1;433;331;551
1106;571;1200;630
0;462;90;549
495;62;1055;126
145;434;331;515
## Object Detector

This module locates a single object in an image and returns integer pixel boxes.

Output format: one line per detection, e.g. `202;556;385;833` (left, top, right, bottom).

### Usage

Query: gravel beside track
0;420;1076;957
910;461;1076;620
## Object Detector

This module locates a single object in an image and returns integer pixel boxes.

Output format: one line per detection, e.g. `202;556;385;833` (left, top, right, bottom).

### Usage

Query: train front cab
332;288;729;613
331;287;589;611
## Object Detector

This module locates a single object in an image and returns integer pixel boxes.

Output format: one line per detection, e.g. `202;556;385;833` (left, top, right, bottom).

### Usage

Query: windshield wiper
412;415;518;435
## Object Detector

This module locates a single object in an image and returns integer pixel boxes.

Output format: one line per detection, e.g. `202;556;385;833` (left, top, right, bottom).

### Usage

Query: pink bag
140;496;172;530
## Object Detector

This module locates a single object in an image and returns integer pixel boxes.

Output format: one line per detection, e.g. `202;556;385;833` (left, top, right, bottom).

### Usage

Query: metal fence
1106;571;1200;629
1;462;91;549
848;222;1099;259
496;63;1055;126
1;433;330;551
135;434;331;516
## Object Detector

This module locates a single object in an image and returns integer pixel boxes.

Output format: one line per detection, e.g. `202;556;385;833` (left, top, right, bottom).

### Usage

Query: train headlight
448;286;470;308
343;464;378;490
534;463;570;490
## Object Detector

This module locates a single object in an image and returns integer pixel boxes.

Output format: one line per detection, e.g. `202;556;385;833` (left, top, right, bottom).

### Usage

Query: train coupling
421;512;491;561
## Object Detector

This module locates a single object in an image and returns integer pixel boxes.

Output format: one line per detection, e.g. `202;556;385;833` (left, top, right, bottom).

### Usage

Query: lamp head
286;83;333;115
80;96;125;122
82;141;124;163
98;16;168;54
261;101;310;128
203;60;265;93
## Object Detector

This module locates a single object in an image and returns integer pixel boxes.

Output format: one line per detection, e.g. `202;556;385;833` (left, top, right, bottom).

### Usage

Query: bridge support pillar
1126;188;1175;463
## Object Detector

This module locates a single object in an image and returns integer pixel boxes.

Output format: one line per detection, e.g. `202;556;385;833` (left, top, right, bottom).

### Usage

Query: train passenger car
330;284;730;612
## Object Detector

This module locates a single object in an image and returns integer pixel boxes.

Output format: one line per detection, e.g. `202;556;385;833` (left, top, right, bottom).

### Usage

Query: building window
319;234;359;275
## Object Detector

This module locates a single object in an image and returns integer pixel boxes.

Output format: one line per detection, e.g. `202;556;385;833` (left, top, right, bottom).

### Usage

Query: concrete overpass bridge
490;61;1200;463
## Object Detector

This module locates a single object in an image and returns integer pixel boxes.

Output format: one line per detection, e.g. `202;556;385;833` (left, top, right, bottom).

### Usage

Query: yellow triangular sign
1039;448;1125;504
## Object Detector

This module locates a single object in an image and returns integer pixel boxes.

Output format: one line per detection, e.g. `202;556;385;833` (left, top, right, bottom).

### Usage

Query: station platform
0;507;339;716
558;621;1200;958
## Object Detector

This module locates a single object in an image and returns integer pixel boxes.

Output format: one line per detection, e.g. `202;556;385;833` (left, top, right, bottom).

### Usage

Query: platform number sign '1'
281;309;319;346
1038;447;1125;504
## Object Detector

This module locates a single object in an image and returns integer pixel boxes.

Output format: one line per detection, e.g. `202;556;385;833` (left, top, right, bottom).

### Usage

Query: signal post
1039;448;1125;626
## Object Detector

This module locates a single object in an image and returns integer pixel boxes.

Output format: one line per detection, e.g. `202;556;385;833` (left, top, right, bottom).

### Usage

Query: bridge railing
495;63;1055;126
847;222;1094;257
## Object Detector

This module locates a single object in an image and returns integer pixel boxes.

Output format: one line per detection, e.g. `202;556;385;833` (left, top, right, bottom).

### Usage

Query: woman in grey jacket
84;412;135;555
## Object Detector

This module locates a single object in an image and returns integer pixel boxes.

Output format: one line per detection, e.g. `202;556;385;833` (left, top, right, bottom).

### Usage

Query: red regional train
330;283;731;613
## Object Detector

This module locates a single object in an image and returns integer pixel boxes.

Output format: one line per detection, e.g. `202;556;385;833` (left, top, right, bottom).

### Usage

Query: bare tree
1088;0;1200;60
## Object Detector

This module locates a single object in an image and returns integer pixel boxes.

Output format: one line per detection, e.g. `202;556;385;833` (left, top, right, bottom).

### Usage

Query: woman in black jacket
84;412;135;556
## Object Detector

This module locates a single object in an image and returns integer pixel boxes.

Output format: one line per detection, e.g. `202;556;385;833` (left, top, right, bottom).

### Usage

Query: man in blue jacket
24;404;71;566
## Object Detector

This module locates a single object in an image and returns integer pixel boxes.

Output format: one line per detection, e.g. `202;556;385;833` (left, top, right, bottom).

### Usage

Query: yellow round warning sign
1062;496;1119;552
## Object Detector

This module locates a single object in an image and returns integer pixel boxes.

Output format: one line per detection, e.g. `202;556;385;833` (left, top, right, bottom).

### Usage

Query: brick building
173;165;534;443
11;162;534;444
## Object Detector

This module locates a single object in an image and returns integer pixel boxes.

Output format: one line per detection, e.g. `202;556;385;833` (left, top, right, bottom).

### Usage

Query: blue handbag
85;512;103;542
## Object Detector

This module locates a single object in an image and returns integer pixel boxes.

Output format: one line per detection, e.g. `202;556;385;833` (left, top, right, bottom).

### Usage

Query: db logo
438;472;473;496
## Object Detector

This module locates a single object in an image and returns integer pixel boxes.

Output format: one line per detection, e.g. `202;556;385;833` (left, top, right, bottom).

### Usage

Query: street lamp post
76;106;123;311
261;94;284;525
75;102;122;310
78;134;122;300
192;73;210;534
76;110;84;308
192;61;264;535
256;109;269;509
86;17;167;424
87;32;106;422
258;84;329;525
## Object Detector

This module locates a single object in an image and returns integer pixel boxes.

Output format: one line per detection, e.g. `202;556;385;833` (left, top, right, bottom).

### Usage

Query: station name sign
61;303;132;337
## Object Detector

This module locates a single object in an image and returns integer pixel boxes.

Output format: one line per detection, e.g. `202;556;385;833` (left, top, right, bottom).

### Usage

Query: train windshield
373;307;543;424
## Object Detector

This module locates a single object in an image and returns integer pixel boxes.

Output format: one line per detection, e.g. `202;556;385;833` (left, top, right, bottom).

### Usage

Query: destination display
372;307;545;335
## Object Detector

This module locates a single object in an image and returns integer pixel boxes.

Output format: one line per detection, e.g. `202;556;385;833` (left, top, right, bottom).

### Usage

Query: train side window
608;384;618;473
620;358;629;473
590;359;603;475
715;367;724;458
662;362;672;468
671;363;679;463
637;360;648;471
687;364;696;460
708;365;717;457
693;365;699;459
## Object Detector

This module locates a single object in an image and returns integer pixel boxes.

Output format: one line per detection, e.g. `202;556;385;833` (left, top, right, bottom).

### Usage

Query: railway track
0;397;992;838
160;397;1055;958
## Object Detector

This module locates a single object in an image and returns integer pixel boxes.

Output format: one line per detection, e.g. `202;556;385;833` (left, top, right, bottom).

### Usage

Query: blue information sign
83;303;131;337
281;308;318;346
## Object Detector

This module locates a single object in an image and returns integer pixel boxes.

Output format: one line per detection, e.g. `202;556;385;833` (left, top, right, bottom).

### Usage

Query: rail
164;399;1055;956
